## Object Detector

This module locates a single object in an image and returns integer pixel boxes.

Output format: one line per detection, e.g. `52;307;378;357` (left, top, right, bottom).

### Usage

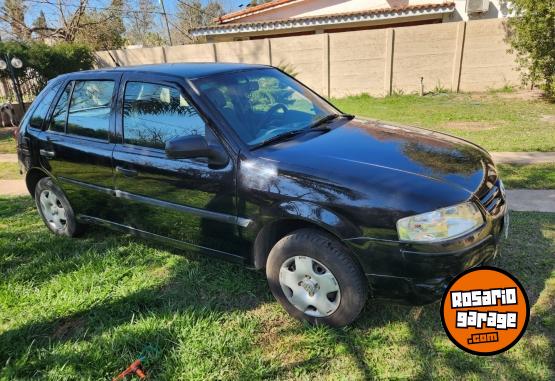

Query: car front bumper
345;204;508;305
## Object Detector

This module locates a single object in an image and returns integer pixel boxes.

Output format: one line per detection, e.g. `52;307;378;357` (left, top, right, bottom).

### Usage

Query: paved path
0;154;17;163
1;179;553;213
0;180;28;197
491;152;555;165
506;190;555;213
1;153;554;211
0;152;553;165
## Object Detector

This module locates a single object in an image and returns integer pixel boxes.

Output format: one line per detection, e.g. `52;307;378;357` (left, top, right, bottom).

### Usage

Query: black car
16;63;508;326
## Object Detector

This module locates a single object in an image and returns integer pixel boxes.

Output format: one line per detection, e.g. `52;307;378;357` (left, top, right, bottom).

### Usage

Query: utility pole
159;0;173;46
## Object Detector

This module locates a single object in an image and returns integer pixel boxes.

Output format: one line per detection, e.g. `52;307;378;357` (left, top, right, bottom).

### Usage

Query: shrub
0;41;94;95
506;0;555;99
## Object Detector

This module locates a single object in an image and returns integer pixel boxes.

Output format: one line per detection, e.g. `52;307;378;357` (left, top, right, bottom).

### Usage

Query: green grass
0;196;553;380
499;164;555;189
0;162;21;180
332;92;555;152
0;127;16;154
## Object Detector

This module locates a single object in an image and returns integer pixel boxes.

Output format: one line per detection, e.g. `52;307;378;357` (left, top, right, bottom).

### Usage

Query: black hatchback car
17;63;508;326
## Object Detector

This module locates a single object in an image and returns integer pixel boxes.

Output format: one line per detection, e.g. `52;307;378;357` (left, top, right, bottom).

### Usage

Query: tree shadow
1;195;553;379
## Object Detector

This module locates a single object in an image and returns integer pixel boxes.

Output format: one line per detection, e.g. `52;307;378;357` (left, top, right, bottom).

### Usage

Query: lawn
3;162;553;189
333;92;555;152
498;164;555;189
0;127;16;154
0;196;553;380
0;162;20;180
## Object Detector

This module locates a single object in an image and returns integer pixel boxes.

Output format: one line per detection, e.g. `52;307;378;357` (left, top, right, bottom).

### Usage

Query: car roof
63;62;270;80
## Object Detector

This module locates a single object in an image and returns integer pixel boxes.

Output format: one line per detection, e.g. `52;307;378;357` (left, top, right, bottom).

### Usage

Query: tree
2;0;30;40
247;0;273;6
175;0;223;44
32;11;49;41
0;0;115;43
75;0;126;50
506;0;555;98
126;0;164;46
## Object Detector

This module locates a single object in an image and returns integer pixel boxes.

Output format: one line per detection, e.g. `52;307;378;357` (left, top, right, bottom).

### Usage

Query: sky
23;0;249;29
0;0;255;42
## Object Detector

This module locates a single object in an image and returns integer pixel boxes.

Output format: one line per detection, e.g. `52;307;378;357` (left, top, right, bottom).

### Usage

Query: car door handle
39;149;55;159
116;166;138;177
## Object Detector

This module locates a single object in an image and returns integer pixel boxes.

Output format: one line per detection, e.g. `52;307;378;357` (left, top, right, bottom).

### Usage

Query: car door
111;73;247;259
37;73;121;220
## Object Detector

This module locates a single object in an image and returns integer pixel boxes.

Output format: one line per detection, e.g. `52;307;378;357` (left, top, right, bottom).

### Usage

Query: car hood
247;119;492;218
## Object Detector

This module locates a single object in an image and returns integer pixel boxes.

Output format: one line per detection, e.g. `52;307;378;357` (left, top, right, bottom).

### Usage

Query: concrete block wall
392;22;459;94
270;34;326;94
460;19;519;91
94;19;519;98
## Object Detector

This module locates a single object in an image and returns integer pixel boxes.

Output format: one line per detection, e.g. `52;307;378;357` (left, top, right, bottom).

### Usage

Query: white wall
227;0;511;24
446;1;512;22
233;0;447;23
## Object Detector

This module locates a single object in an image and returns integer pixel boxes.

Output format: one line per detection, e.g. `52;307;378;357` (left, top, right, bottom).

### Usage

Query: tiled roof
192;2;455;37
217;0;305;24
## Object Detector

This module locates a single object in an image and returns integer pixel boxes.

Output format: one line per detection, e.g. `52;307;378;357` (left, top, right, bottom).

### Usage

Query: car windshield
194;68;338;147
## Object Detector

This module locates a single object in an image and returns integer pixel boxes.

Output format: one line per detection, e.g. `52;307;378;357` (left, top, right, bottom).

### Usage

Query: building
191;0;511;42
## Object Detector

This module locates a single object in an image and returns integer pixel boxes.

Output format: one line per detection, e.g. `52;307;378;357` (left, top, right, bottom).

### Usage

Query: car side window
123;81;205;150
29;80;63;129
49;81;72;133
67;80;114;140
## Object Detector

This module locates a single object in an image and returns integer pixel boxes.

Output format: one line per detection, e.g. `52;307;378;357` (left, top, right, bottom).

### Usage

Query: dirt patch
0;127;16;140
0;180;28;196
498;89;544;101
540;115;555;124
250;304;304;367
442;121;501;131
52;316;86;339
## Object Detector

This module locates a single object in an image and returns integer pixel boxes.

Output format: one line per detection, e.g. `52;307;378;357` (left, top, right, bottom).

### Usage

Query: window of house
123;82;206;149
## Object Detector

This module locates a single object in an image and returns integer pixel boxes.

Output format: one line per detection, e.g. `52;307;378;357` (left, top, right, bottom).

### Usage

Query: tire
266;228;368;327
34;177;81;237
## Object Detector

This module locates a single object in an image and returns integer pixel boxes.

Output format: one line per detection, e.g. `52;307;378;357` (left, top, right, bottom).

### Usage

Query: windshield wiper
250;114;353;150
307;113;355;130
251;129;317;150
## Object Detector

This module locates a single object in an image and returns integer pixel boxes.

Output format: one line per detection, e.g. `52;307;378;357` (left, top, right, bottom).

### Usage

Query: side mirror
165;135;228;167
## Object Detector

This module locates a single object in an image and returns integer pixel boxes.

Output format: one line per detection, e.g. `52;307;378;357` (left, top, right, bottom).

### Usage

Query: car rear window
67;80;114;140
49;82;72;133
48;80;114;140
29;80;63;129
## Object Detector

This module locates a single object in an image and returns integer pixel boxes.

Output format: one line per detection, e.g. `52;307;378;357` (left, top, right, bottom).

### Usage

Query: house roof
192;2;455;37
216;0;305;24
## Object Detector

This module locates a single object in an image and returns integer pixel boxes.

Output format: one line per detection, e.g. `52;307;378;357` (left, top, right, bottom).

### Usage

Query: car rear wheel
266;228;368;327
35;177;81;237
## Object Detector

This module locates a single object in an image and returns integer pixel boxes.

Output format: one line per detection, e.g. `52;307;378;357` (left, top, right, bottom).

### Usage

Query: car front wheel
266;228;368;327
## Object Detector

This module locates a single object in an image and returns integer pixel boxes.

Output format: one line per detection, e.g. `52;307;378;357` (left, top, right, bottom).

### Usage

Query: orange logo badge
440;266;529;356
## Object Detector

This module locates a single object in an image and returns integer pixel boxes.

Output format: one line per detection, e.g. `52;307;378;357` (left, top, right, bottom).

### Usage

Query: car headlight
397;202;484;242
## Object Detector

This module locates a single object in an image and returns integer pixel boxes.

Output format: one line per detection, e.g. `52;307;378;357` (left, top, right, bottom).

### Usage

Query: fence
95;19;518;98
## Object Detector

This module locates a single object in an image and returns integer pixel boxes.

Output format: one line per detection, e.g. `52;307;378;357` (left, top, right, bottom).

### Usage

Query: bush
506;0;555;99
0;41;94;95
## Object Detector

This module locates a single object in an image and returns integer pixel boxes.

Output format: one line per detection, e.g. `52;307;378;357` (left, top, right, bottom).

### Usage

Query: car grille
477;163;505;216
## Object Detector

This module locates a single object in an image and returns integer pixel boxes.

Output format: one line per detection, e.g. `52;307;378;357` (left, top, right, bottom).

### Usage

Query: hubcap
39;190;67;230
279;256;341;317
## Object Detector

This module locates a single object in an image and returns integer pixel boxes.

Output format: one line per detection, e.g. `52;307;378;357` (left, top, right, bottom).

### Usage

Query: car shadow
1;197;553;379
